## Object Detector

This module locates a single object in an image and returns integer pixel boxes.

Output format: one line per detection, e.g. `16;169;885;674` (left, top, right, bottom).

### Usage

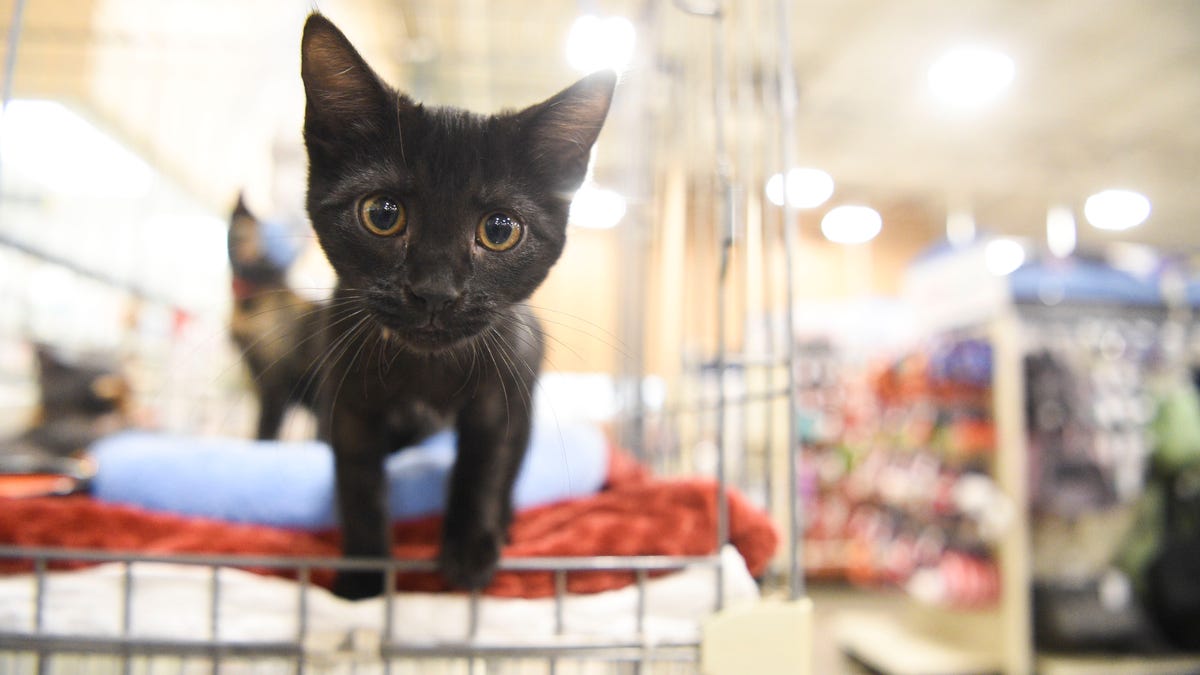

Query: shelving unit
818;246;1200;674
827;310;1028;675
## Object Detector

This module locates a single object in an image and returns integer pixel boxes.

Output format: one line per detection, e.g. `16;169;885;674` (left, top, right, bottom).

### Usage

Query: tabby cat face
300;15;615;352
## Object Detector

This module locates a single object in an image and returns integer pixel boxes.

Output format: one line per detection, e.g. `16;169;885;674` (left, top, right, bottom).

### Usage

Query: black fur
299;13;615;599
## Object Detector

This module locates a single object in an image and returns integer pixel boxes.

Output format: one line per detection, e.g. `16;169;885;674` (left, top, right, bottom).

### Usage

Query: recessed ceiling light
821;205;881;245
1084;189;1151;231
985;238;1026;276
765;168;834;209
1046;206;1077;257
928;46;1015;109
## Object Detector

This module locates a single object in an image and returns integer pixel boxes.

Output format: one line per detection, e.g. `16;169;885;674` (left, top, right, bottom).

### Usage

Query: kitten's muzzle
406;281;461;316
365;291;470;351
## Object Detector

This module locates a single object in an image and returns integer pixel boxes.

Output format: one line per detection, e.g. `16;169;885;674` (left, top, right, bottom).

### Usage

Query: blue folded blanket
88;421;609;529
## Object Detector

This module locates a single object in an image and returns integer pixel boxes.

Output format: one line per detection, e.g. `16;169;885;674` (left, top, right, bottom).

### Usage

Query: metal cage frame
0;1;808;673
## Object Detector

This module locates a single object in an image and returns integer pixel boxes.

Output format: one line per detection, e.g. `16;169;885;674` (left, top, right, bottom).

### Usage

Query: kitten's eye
357;194;406;236
477;212;522;251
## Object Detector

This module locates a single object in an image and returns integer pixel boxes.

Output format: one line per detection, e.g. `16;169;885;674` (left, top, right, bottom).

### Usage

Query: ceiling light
566;15;636;74
928;46;1015;109
985;238;1026;276
765;168;834;209
1084;189;1151;231
1046;206;1076;257
569;182;626;229
821;205;881;245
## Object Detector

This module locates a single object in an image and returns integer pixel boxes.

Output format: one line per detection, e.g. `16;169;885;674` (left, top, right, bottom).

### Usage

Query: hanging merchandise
1021;308;1193;654
802;335;1003;608
1025;350;1119;517
1024;311;1162;520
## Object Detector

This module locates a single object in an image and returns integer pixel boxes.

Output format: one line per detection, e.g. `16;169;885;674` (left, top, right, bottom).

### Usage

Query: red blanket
0;451;778;598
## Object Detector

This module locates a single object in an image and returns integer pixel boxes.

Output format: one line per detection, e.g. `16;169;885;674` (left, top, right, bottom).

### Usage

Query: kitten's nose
407;282;459;314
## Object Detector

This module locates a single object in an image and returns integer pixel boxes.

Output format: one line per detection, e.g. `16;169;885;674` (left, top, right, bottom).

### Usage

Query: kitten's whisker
323;320;371;435
386;337;405;373
489;328;575;501
243;299;364;403
446;338;478;399
371;327;391;385
501;309;580;487
486;329;522;395
528;315;632;362
315;314;372;408
244;303;363;392
487;325;571;494
500;319;568;375
332;319;375;423
487;328;533;420
517;302;627;348
228;297;358;366
276;304;368;411
313;312;369;385
491;309;588;365
509;303;631;361
478;333;508;406
479;331;512;439
237;294;361;322
304;311;371;409
216;321;308;385
468;335;484;400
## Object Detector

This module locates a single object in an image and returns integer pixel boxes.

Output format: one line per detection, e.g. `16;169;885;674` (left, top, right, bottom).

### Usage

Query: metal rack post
775;0;805;601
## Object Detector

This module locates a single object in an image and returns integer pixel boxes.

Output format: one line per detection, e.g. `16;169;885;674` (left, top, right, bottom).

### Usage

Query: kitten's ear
301;14;392;130
233;191;251;217
34;344;61;371
520;70;617;193
228;193;261;268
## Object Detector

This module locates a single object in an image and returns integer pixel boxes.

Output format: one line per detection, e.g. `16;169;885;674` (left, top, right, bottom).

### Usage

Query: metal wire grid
0;546;723;673
0;0;808;671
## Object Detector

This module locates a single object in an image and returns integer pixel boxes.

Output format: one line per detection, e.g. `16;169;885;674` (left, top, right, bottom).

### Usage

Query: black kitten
300;14;615;598
227;195;322;439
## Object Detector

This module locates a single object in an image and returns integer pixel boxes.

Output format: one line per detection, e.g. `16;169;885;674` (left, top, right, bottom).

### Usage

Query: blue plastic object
88;421;609;529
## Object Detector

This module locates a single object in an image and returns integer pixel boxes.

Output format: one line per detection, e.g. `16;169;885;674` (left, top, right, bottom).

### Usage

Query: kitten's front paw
438;529;502;590
332;570;386;600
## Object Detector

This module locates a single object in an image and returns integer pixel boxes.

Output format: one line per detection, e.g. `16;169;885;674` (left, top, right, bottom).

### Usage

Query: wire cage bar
0;545;723;671
0;0;811;673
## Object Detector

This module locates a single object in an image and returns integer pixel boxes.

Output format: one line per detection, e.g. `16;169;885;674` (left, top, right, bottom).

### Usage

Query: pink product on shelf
938;550;1001;608
905;550;1001;609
